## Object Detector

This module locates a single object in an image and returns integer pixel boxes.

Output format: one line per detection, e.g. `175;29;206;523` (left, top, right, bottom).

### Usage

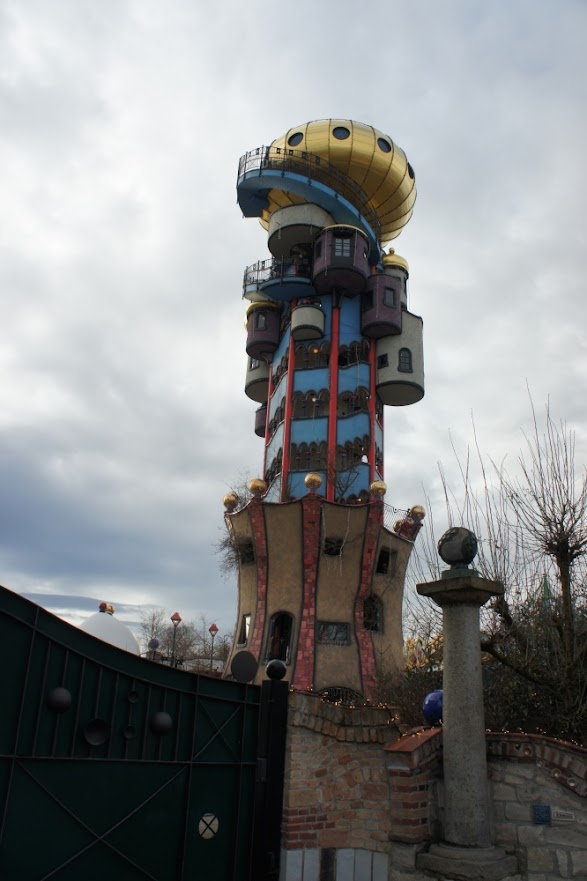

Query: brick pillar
354;499;383;699
292;493;321;691
247;498;269;661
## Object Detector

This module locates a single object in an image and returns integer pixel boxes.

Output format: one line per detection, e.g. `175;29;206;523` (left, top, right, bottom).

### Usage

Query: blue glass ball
422;689;443;725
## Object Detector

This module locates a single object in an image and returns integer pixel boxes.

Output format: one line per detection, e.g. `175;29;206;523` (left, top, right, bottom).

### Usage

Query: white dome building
80;603;140;655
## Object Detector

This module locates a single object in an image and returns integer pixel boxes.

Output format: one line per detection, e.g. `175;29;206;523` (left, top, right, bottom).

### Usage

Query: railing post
251;663;288;881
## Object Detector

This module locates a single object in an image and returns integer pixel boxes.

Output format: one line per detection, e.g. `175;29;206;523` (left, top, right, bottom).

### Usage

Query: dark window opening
363;595;383;633
362;291;374;312
377;138;392;154
398;348;413;373
383;287;397;309
267;612;293;662
288;132;303;147
323;537;343;556
377;353;389;369
238;614;251;644
315;240;322;259
250;358;260;370
376;547;397;575
238;539;255;565
317;622;350;644
332;126;350;140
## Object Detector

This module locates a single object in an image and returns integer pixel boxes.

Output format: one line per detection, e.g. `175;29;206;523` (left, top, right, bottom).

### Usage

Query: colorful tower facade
225;120;424;701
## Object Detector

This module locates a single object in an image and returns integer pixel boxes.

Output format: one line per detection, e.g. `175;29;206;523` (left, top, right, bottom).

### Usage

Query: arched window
364;595;383;633
267;612;294;662
398;348;413;373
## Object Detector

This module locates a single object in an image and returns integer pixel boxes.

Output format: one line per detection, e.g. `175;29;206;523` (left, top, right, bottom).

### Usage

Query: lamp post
209;623;218;671
170;612;182;667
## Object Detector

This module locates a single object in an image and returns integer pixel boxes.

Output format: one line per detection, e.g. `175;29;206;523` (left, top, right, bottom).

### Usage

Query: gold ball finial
409;505;426;521
223;492;239;511
304;472;322;491
248;478;267;498
370;480;387;497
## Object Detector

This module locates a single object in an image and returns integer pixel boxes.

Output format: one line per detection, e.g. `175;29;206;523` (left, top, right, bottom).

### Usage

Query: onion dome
382;249;409;273
80;603;140;655
304;472;323;491
263;119;416;247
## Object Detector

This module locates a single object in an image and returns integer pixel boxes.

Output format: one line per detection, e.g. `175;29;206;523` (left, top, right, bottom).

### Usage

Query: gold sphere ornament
248;478;267;497
409;505;426;521
223;492;239;511
304;472;322;491
370;480;387;497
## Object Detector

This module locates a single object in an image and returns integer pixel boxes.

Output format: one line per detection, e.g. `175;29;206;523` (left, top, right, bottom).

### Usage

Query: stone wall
279;692;587;881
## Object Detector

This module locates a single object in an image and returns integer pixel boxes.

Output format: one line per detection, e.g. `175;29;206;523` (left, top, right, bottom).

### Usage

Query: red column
291;493;321;691
326;298;340;502
280;313;297;501
368;340;377;484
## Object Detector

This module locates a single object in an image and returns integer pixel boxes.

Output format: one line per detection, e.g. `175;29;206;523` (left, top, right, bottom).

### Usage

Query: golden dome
223;492;239;510
409;505;426;521
382;249;409;273
248;478;267;497
304;472;323;491
264;119;416;247
370;480;387;497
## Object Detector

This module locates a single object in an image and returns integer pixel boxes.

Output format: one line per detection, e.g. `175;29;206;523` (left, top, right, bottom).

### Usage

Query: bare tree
407;402;587;741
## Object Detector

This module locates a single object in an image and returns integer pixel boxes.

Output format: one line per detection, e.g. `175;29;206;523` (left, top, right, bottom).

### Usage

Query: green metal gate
0;586;286;881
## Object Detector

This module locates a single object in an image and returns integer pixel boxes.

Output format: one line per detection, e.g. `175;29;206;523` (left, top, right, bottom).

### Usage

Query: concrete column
415;561;518;880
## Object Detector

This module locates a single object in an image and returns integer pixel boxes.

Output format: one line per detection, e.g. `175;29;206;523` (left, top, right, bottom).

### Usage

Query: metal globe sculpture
438;527;478;567
422;689;443;726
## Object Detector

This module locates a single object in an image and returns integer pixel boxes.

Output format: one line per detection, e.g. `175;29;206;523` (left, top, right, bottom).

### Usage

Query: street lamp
209;623;218;671
170;612;182;667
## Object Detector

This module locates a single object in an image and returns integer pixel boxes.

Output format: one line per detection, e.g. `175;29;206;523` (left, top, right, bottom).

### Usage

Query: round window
332;126;350;140
407;163;415;180
377;138;392;153
288;132;303;147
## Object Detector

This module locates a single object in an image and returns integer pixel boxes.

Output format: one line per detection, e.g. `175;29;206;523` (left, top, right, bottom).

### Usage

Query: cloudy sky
1;0;585;641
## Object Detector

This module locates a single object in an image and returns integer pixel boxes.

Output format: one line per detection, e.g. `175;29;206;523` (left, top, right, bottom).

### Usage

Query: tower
225;120;424;702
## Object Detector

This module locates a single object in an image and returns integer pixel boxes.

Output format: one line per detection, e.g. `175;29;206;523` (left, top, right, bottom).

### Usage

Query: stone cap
417;574;503;607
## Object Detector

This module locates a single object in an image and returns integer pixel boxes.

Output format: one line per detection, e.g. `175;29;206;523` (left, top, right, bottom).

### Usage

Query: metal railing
243;255;313;288
238;145;381;240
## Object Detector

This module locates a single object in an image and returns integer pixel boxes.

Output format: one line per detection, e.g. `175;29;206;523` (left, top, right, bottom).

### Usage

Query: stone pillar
415;528;518;881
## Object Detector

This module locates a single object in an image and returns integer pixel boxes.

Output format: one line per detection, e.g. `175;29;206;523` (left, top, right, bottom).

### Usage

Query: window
398;348;413;373
238;614;251;645
256;311;267;330
334;237;351;258
332;126;350;140
315;240;322;259
267;613;293;662
383;287;397;309
317;622;350;644
323;537;343;556
376;547;397;575
362;291;374;312
288;132;303;147
363;596;383;632
238;539;255;565
377;353;389;369
249;358;260;370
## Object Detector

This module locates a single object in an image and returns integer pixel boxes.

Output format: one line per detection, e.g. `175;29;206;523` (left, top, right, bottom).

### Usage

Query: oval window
332;126;350;140
288;132;303;147
407;163;415;180
377;138;392;153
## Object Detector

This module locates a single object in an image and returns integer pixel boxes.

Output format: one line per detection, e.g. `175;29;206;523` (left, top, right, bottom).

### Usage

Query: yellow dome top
264;119;416;247
382;249;410;273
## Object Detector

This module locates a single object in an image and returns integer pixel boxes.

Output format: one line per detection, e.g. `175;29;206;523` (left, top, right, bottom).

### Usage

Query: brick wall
280;695;587;881
282;692;401;854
